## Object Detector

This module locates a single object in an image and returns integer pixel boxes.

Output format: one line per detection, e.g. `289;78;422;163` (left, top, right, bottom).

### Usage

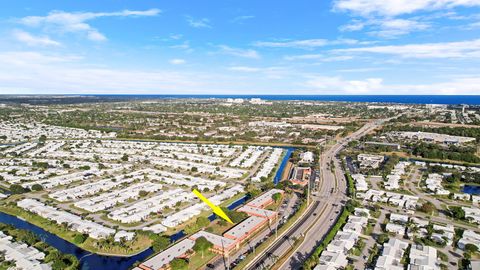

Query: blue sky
1;0;480;95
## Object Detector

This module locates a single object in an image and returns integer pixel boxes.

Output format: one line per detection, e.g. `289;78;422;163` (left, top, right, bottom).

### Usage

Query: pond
462;184;480;195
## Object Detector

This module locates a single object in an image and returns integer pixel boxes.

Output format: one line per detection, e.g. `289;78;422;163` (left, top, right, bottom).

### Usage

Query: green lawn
188;250;217;270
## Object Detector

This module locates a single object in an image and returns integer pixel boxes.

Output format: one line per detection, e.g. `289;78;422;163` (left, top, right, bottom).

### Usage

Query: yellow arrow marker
192;189;233;224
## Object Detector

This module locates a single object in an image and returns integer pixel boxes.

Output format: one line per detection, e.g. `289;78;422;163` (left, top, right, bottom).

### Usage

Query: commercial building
223;216;267;243
289;167;312;187
189;231;237;255
389;131;476;145
357;154;384;169
138;239;195;270
246;189;284;208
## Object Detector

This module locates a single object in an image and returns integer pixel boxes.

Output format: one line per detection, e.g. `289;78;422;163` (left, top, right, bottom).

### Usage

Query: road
244;118;389;270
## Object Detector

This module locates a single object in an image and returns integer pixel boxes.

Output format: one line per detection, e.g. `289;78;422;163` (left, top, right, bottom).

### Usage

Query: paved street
241;119;390;270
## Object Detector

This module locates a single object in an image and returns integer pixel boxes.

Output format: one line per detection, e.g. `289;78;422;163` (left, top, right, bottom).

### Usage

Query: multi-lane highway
244;119;388;270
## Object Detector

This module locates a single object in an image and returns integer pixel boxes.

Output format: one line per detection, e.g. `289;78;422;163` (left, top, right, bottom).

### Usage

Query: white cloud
368;18;430;37
169;34;183;40
186;16;211;28
19;9;161;41
86;31;106;42
333;0;480;17
0;51;82;66
0;51;206;94
231;15;255;23
0;51;479;95
335;39;480;58
170;41;192;52
284;54;353;61
340;18;430;37
304;74;480;94
468;21;480;28
227;66;289;79
218;45;260;59
393;76;480;94
305;75;384;94
12;30;61;46
169;59;186;65
335;0;480;37
254;38;370;49
228;66;261;72
339;20;366;31
254;39;329;49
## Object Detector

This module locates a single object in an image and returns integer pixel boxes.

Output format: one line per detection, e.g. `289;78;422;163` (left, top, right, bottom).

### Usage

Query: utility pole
307;173;310;206
275;219;278;240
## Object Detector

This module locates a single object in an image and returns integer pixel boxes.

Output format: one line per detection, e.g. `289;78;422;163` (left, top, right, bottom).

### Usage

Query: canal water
0;146;293;270
274;147;294;185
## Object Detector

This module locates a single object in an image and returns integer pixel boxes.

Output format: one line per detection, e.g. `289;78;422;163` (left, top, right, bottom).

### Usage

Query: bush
169;258;188;270
31;184;44;191
9;184;29;194
73;234;87;244
152;235;170;252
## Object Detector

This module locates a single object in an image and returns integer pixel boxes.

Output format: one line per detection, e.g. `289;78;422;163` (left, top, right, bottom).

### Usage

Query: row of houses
151;157;245;179
147;169;226;191
21;165;128;189
28;141;243;180
98;140;239;158
458;230;480;250
229;146;265;168
17;199;115;239
424;173;450;196
375;238;408;270
50;169;148;202
74;182;163;213
356;189;419;210
314;208;369;270
375;238;440;270
411;218;454;246
73;146;224;165
252;148;284;182
50;167;228;204
352;174;368;192
0;231;51;270
0;159;115;186
463;206;480;224
26;141;65;158
108;189;192;224
414;161;480;173
0;122;116;143
384;161;410;191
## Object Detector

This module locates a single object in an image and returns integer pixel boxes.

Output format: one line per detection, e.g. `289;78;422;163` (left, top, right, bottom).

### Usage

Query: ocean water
87;95;480;105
